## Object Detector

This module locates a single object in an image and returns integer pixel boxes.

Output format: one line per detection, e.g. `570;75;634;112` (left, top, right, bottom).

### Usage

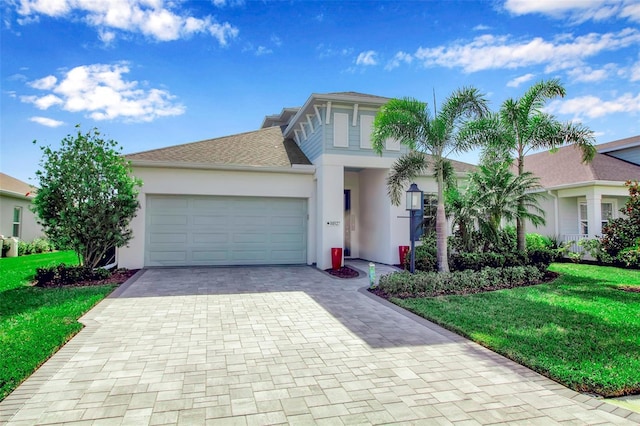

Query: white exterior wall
0;194;42;241
314;159;345;270
358;168;391;264
525;193;556;237
119;166;315;269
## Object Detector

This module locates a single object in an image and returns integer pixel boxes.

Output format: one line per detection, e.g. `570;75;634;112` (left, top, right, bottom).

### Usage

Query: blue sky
2;0;639;184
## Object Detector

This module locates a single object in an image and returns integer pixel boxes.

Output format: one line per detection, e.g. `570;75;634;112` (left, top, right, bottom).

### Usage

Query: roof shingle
126;126;311;168
523;143;640;188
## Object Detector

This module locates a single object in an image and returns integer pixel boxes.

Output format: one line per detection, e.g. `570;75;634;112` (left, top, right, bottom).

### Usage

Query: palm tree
459;79;595;251
372;88;489;272
468;162;546;249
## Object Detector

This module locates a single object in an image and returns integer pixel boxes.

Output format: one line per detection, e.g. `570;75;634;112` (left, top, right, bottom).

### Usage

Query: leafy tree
459;79;595;251
372;88;489;272
32;126;142;268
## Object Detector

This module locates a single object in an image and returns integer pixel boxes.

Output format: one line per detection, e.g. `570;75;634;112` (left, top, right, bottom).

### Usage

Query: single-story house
523;135;640;246
0;172;42;242
119;92;475;270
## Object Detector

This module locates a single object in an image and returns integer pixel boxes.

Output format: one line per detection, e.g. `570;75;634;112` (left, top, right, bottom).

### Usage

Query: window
579;202;588;235
422;193;438;234
601;202;613;229
578;201;615;235
12;207;22;238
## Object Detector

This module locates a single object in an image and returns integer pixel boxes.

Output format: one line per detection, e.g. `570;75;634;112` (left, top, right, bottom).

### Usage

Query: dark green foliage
404;233;438;272
377;265;544;298
32;126;142;268
34;264;111;287
600;180;640;267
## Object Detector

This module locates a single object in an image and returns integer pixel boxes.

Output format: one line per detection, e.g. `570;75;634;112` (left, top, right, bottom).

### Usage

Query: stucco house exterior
523;135;640;247
119;92;475;270
0;172;42;242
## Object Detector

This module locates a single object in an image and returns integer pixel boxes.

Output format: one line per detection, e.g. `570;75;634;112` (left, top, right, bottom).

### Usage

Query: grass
392;263;640;397
0;251;116;401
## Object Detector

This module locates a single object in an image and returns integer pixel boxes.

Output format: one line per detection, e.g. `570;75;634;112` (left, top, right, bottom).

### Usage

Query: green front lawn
0;251;116;401
392;263;640;397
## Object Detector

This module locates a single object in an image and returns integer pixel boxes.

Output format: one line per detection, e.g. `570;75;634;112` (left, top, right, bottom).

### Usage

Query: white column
316;163;344;269
586;191;602;238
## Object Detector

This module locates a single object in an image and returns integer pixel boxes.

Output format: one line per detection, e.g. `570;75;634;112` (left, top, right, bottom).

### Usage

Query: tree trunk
436;165;450;272
516;154;526;252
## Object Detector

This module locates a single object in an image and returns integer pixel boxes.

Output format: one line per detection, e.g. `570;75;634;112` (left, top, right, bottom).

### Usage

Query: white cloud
507;73;535;87
255;46;272;56
316;44;353;59
566;64;616;83
473;24;491;31
29;116;65;127
14;0;239;45
547;92;640;119
211;0;245;7
28;75;57;90
630;58;640;81
413;28;640;73
21;63;185;122
504;0;640;23
356;50;378;66
385;51;413;71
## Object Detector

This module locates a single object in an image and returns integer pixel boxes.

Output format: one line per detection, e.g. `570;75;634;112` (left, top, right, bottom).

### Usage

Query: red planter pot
331;247;343;270
399;245;410;267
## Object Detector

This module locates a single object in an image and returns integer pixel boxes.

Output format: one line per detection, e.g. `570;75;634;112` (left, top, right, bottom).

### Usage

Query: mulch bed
617;285;640;293
325;266;361;279
35;269;139;288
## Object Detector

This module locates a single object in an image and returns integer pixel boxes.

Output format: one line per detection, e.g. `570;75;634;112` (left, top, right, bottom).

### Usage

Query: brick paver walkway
2;265;637;425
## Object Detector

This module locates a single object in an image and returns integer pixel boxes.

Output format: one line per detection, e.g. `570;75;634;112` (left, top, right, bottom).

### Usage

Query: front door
344;189;351;257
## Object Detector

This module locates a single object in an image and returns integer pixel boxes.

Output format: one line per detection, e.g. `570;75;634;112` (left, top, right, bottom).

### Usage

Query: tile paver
1;261;636;425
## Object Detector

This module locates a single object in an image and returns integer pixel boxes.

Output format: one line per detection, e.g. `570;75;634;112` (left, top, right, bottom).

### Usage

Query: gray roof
126;126;311;168
523;143;640;188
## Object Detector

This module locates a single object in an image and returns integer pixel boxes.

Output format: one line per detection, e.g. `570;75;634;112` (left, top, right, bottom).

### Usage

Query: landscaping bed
377;263;640;397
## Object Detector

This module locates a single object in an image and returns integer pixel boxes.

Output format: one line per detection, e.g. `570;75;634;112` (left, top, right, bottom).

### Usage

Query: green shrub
448;251;529;272
405;232;438;272
526;233;552;250
377;265;544;298
35;264;111;286
527;248;555;271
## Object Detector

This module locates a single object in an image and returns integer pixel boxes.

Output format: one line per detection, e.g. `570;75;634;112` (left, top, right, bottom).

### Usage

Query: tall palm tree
372;88;489;272
459;79;595;251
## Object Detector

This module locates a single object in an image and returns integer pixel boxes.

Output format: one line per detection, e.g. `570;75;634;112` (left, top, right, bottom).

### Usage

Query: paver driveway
2;264;637;425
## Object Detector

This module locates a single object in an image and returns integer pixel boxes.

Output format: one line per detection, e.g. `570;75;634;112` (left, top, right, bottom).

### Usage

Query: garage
145;195;307;266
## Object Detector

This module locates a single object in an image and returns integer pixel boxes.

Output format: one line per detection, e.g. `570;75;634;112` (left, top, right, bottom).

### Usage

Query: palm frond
372;97;430;154
518;79;565;117
386;151;429;205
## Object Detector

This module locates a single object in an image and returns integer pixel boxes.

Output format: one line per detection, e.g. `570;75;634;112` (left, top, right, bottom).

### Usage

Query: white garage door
145;195;307;266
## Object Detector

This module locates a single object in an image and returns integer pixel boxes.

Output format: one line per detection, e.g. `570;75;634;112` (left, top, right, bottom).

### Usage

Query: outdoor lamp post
406;183;423;273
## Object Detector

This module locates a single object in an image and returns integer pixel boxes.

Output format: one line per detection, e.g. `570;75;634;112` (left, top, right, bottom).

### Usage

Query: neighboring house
523;135;640;247
119;92;474;270
0;172;42;241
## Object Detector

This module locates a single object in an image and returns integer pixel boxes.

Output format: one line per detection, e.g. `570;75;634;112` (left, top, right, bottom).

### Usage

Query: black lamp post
406;183;423;273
